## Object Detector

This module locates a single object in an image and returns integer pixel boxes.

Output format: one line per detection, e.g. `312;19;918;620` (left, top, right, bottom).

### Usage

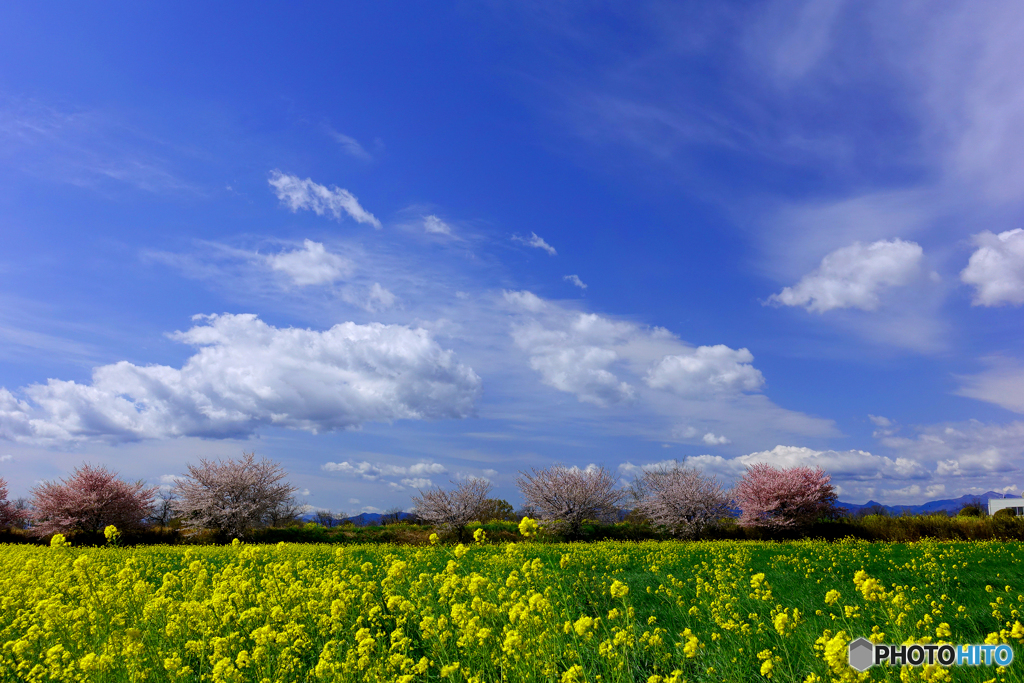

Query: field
0;539;1022;682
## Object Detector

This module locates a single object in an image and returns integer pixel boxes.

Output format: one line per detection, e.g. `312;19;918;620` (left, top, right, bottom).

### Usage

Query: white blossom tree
515;464;625;538
172;452;297;539
631;462;729;538
410;478;491;540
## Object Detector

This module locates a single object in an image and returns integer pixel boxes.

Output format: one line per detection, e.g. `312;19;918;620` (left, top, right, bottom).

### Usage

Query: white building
988;497;1024;516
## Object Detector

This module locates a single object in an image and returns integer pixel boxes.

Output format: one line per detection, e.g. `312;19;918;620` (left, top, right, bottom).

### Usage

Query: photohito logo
848;637;1014;671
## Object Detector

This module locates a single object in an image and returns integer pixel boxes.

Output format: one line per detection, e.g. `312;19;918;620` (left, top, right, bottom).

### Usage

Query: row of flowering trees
413;461;839;540
0;455;837;541
0;452;297;539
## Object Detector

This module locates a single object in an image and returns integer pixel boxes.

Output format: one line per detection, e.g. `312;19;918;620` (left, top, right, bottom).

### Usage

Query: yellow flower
103;525;120;544
49;533;69;548
454;544;469;559
824;589;841;605
519;516;540;537
936;622;951;638
473;528;486;543
610;580;629;599
440;662;460;677
429;533;439;545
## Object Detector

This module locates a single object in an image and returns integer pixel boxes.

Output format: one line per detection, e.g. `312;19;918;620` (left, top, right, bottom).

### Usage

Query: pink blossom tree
172;452;298;539
0;477;25;529
516;464;625;538
631;463;729;538
732;463;838;529
410;478;491;540
29;464;157;537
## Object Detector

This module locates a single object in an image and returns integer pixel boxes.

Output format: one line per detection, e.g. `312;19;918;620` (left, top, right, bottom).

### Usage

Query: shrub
516;464;625;538
29;464;156;537
631;463;729;539
958;504;984;517
477;498;517;522
172;452;298;540
732;463;838;529
410;479;491;540
994;508;1017;519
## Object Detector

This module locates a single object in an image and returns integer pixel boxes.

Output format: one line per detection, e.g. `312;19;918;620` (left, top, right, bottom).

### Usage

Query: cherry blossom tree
631;463;729;538
410;478;491;540
732;463;838;529
516;464;625;537
172;452;297;539
29;464;157;537
0;477;25;529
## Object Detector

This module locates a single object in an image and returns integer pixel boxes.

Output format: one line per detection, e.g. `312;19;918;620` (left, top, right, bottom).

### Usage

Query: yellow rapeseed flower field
0;538;1022;682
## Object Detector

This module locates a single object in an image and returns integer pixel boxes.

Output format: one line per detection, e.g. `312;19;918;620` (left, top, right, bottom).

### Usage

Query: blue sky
1;2;1023;513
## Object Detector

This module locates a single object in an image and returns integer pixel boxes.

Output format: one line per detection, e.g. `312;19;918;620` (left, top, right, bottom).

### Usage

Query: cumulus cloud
564;274;587;290
766;239;924;312
0;314;480;444
322;460;446;491
702;432;730;445
0;454;11;463
266;239;352;286
268;170;381;228
512;232;557;256
503;290;774;411
505;293;636;405
423;215;453;236
961;229;1024;306
645;346;764;397
879;420;1024;478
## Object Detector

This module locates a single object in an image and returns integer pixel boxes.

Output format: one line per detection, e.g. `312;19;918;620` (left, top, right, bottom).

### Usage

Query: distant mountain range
837;491;1016;516
302;492;1018;525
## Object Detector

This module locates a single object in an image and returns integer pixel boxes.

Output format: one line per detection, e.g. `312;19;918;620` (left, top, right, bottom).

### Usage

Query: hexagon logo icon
848;637;874;672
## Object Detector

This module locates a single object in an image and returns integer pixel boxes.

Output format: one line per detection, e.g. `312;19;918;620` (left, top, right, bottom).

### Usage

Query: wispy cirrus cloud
268;170;381;228
512;232;557;255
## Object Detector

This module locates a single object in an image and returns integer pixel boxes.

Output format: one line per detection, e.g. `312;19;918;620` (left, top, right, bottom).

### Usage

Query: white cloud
325;127;372;161
266;239;352;286
645;346;765;397
868;414;893;427
505;293;636;406
268;170;381;228
423;215;453;236
348;498;360;504
702;432;730;445
512;232;557;256
322;460;446;482
341;283;398;313
0;314;480;444
564;274;587;290
961;229;1024;306
0;454;11;463
401;477;433;489
955;357;1024;414
767;239;925;313
498;291;833;446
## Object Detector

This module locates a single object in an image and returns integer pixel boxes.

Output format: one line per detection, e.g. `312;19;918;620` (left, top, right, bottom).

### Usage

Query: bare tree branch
515;464;625;538
172;452;297;539
410;479;491;540
631;462;729;538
